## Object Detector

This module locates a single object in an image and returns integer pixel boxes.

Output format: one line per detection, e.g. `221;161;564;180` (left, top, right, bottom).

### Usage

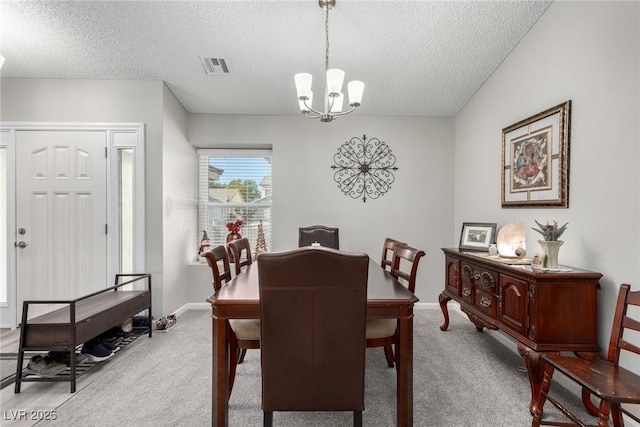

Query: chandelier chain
325;6;330;73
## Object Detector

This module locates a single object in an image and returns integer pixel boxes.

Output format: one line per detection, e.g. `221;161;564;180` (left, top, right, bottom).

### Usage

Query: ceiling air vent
199;56;230;75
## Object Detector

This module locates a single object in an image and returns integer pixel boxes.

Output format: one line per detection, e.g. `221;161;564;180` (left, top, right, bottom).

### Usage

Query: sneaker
98;339;119;352
165;314;177;330
156;314;177;331
24;355;67;377
47;351;90;366
132;315;150;328
81;341;114;362
103;336;124;347
155;317;167;330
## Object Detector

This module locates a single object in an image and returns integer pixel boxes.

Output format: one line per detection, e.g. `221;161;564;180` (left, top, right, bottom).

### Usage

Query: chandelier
294;0;364;123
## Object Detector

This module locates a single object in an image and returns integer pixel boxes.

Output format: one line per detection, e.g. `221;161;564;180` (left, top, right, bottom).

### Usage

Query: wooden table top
207;258;419;309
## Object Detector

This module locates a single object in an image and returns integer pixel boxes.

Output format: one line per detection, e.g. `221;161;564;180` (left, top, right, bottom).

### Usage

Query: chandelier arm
329;104;357;117
301;98;324;118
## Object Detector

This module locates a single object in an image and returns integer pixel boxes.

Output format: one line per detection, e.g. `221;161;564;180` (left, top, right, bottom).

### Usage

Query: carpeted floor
3;308;590;426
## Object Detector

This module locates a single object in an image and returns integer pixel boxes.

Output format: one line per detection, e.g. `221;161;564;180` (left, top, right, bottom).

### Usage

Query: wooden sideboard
439;248;602;414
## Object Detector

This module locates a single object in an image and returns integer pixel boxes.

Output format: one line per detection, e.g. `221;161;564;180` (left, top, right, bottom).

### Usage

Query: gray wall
455;1;639;366
187;114;456;305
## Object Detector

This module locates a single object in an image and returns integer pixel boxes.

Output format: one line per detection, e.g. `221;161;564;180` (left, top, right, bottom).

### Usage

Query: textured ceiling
0;1;552;117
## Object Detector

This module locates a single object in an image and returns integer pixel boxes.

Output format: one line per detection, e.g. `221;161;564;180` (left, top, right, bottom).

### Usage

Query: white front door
16;130;107;321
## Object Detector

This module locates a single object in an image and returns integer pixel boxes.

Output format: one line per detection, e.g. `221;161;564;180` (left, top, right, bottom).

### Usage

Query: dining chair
380;237;405;272
532;283;640;427
202;245;232;291
258;247;369;427
298;225;340;249
202;245;260;396
367;243;425;367
228;237;253;275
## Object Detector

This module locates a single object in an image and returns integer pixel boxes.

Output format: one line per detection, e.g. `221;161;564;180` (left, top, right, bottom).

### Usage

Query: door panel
16;130;107;321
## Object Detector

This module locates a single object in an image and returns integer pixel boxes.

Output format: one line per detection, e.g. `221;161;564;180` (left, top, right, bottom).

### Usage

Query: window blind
197;149;272;252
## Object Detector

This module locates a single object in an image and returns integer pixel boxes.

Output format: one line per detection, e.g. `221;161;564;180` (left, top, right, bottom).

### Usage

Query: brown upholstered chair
298;225;340;249
532;284;640;427
367;243;425;367
380;237;405;272
257;247;369;427
228;237;253;275
202;245;259;396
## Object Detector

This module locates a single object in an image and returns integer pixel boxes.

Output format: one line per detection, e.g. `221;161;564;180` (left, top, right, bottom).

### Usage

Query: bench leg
14;350;23;393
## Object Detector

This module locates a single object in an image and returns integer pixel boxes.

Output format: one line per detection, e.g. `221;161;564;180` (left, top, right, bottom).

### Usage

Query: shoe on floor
24;355;67;377
98;339;119;352
47;351;90;366
81;341;114;362
156;314;177;331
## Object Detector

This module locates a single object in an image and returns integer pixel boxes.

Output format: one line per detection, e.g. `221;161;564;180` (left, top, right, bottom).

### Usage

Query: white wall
161;86;199;317
188;114;455;305
161;84;198;314
455;0;639;366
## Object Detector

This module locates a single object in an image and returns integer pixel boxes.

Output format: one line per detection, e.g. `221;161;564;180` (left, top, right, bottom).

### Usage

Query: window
198;149;272;252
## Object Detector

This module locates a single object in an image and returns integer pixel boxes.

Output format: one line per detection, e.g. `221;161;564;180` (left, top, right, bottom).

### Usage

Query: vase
226;232;242;262
538;240;564;269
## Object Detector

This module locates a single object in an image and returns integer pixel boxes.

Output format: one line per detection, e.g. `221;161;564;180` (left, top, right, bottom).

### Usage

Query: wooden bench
15;274;152;393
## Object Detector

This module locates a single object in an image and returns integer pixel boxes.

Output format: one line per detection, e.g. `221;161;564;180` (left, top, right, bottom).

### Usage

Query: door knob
15;241;28;248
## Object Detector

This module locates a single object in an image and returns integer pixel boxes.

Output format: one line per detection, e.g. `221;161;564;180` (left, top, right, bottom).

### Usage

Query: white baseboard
172;302;210;316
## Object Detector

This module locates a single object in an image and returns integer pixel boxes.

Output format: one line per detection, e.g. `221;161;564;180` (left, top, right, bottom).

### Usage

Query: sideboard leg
438;293;451;331
517;344;546;415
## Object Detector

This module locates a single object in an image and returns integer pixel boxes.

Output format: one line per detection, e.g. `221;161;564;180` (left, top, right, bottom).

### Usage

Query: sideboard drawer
476;288;497;317
461;264;475;304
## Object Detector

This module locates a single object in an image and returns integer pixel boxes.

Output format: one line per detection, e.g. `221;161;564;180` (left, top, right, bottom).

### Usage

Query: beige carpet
9;308;590;426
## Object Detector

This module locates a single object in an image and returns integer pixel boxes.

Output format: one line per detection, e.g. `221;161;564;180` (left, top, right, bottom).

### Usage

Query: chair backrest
380;238;405;272
606;283;640;365
202;245;232;291
258;247;369;412
228;237;253;275
298;225;340;249
390;243;426;293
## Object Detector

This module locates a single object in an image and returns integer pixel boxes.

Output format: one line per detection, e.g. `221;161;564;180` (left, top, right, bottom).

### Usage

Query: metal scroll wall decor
330;134;398;202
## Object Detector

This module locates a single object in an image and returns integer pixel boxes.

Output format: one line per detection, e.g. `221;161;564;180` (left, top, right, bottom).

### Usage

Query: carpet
12;308;589;426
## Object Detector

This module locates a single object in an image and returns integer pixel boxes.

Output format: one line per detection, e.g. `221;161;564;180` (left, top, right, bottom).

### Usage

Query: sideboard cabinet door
498;274;528;335
445;256;461;296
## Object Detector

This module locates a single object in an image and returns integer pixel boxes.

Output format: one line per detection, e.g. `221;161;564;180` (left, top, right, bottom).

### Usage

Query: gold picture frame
501;100;571;207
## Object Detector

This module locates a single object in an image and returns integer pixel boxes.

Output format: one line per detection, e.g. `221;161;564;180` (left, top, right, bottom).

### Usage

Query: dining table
207;257;419;426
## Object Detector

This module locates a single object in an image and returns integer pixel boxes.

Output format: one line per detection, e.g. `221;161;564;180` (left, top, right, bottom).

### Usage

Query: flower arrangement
226;219;243;234
532;220;568;241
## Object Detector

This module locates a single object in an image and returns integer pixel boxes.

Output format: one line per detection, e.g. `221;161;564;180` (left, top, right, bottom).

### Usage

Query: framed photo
501;100;571;207
459;222;497;251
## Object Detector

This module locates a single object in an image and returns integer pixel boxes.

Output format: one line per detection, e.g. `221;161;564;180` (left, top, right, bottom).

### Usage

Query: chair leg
238;348;247;364
611;403;624;427
531;364;554;427
353;411;362;427
597;399;611;427
229;334;239;396
263;411;273;427
383;344;395;368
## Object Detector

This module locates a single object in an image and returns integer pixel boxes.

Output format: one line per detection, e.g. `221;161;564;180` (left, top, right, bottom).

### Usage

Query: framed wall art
459;222;497;251
501;100;571;208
